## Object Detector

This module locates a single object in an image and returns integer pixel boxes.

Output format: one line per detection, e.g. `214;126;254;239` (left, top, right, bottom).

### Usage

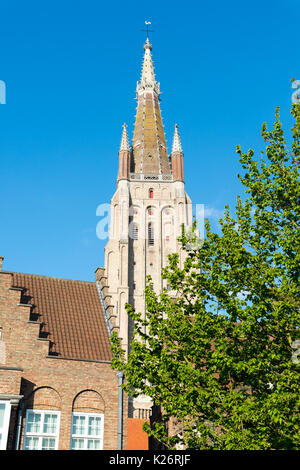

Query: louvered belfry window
132;223;138;240
148;222;154;246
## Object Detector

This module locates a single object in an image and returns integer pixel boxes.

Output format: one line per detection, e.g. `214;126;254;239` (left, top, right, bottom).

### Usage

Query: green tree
111;105;300;450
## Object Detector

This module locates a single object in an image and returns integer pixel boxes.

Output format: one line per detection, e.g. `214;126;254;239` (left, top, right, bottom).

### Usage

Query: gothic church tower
100;37;193;416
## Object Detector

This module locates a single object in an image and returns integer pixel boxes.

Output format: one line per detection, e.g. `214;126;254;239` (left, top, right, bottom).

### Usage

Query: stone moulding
130;173;173;181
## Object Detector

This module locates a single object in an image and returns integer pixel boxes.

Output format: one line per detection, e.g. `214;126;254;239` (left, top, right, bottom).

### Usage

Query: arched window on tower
148;222;154;246
149;189;154;199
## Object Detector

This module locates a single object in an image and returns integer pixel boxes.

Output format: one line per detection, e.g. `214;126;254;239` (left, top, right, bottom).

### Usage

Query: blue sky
0;0;299;281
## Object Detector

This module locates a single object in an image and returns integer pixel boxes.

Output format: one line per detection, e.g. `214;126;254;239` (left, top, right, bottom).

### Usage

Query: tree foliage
111;105;300;450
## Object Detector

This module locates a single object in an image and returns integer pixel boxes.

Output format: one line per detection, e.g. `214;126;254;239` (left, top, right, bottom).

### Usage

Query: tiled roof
12;272;112;362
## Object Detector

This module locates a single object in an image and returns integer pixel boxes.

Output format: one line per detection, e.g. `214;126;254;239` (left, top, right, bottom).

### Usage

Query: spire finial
144;37;152;51
138;36;157;90
120;123;130;152
172;124;183;153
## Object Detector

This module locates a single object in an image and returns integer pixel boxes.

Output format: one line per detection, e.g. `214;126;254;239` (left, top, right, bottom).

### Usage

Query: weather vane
142;20;154;40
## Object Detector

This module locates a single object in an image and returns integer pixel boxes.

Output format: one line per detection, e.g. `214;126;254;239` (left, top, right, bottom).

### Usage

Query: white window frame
23;409;61;450
0;400;12;450
70;412;104;450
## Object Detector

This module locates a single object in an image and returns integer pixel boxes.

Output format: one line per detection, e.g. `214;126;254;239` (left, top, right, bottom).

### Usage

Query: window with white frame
23;409;60;450
70;412;104;450
0;401;11;450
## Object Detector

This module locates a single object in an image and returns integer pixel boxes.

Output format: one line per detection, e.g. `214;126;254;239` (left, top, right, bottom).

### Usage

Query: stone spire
171;124;184;182
118;123;131;181
120;123;130;152
131;40;170;176
137;38;160;95
172;124;183;153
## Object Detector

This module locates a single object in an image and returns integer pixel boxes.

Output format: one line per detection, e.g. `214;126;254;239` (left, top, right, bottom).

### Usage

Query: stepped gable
12;272;112;362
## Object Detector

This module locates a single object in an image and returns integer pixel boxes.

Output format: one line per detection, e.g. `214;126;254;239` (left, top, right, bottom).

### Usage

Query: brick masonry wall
0;271;127;450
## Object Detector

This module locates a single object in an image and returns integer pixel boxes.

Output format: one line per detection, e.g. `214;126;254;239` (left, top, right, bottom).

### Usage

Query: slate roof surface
12;272;112;362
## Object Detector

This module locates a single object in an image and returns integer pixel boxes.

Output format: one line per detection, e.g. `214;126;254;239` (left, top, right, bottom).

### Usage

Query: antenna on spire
142;20;154;40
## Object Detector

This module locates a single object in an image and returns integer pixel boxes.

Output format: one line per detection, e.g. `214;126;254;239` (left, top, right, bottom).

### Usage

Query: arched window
149;189;154;199
148;222;154;246
22;387;62;450
71;390;104;450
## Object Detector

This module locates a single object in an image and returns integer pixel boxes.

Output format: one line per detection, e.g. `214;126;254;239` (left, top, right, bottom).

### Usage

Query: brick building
0;257;127;450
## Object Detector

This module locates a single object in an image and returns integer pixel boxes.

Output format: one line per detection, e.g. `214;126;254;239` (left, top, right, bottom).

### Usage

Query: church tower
101;37;193;417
